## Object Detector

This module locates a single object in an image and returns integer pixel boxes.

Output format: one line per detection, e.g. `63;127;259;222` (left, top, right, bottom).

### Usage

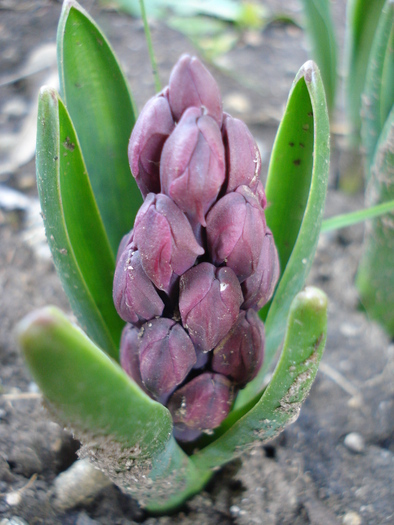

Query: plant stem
321;199;394;232
139;0;162;92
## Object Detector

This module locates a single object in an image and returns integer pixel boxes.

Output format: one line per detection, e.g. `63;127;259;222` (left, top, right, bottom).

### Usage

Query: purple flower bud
119;323;145;391
206;185;267;282
128;89;175;197
179;262;243;353
212;309;264;386
222;113;262;193
168;373;234;439
138;318;196;401
169;54;223;126
133;193;204;293
254;180;267;209
242;229;280;310
113;247;164;324
160;107;226;227
116;229;134;265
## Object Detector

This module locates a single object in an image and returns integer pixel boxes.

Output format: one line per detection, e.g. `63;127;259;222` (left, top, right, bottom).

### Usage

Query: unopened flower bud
212;309;264;386
242;229;280;310
169;54;223;126
133;193;204;293
179;262;243;353
119;323;144;391
116;229;134;265
222;113;261;193
254;180;267;209
168;372;234;439
139;318;196;401
128;89;175;197
206;185;267;282
113;247;164;324
160;107;225;227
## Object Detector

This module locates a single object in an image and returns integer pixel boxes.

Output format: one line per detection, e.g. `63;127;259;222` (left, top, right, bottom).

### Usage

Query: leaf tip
17;307;63;351
296;286;328;313
300;60;318;84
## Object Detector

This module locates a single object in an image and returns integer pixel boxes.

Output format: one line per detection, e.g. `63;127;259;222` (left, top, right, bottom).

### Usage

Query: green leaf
36;87;124;359
356;107;394;336
18;307;212;511
58;0;141;255
18;306;172;458
345;0;386;143
299;0;337;113
361;0;394;173
236;61;329;407
192;287;327;470
321;199;394;232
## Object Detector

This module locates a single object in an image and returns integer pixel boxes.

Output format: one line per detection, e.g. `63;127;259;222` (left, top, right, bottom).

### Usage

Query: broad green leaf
361;0;394;173
356;107;394;336
193;287;327;469
36;87;124;359
300;0;337;113
236;61;329;408
58;0;141;255
18;306;212;511
345;0;386;143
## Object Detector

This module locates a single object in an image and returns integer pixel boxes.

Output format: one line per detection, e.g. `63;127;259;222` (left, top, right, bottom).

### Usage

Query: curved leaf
58;0;142;255
300;0;337;113
192;287;327;470
361;0;394;173
345;0;386;142
18;306;211;511
237;60;329;407
36;87;124;359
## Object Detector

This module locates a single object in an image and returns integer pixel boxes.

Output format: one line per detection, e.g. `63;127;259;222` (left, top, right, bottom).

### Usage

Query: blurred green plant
19;0;331;512
100;0;272;61
355;0;394;336
301;0;394;336
299;0;337;115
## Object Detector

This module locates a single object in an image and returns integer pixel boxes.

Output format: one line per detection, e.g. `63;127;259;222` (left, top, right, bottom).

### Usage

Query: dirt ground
0;1;393;524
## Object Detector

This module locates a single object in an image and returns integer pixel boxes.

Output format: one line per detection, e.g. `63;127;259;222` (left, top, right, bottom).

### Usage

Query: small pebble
344;432;365;453
0;518;29;525
342;511;362;525
75;512;101;525
5;492;21;507
53;458;112;510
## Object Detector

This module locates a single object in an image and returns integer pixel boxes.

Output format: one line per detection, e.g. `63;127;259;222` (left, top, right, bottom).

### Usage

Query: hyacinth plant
18;0;330;512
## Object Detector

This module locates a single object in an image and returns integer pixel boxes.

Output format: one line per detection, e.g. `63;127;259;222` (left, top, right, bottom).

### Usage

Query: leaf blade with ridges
58;0;142;255
36;87;123;359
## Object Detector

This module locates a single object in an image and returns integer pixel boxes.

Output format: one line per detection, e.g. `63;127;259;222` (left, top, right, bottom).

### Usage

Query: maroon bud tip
113;247;164;324
169;54;223;126
242;228;280;310
212;309;265;386
133;193;204;293
206;185;267;282
222;113;262;193
128;91;175;197
160;108;225;226
179;262;243;352
119;323;145;392
168;372;234;439
139;318;196;401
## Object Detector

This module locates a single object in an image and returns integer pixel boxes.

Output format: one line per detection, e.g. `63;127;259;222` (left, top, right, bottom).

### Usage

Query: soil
0;1;393;524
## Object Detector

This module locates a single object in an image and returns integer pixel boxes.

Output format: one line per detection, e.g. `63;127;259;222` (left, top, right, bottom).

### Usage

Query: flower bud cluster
113;55;280;441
